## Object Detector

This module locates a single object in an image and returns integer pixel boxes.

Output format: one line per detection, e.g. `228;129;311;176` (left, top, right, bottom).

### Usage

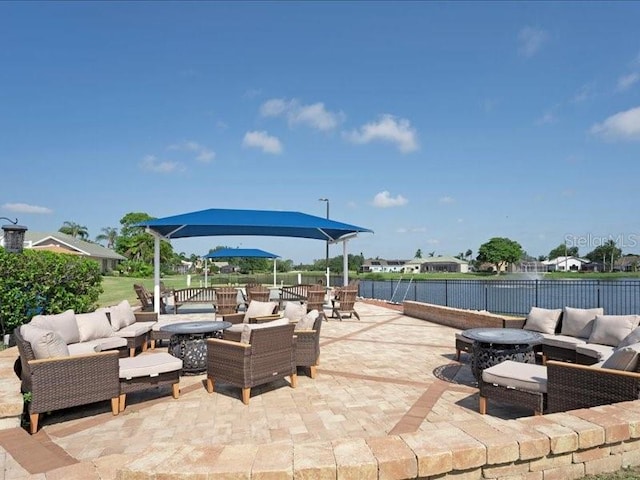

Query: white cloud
439;196;455;204
140;155;181;173
2;203;53;214
518;26;549;57
260;98;343;131
243;88;262;99
397;226;427;234
372;191;408;208
426;238;440;245
242;130;283;154
572;83;594;103
536;111;557;125
345;114;419;153
168;141;215;163
590;106;640;141
617;73;640;92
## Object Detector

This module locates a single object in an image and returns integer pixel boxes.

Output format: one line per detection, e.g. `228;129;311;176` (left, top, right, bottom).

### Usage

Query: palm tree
59;221;89;240
95;227;118;249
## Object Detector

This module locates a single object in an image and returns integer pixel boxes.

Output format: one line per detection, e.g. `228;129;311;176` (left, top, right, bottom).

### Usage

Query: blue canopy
205;248;280;259
139;208;373;242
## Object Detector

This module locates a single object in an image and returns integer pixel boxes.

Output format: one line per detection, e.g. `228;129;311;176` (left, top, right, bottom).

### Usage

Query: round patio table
160;321;232;374
462;328;543;381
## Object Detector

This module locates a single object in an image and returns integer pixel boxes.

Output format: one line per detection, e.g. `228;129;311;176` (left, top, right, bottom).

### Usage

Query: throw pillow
243;300;278;323
523;307;562;334
107;300;137;331
560;306;604;339
76;311;114;342
601;342;640;371
20;324;70;359
283;301;307;322
588;314;640;347
30;309;79;345
240;318;290;344
295;309;319;331
618;326;640;349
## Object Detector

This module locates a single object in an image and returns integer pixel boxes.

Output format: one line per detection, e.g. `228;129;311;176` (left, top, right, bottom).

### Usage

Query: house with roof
418;256;469;273
542;256;590;272
16;232;126;273
360;259;407;273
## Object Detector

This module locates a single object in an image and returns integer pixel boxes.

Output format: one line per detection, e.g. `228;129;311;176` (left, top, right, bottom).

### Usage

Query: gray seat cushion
119;353;183;379
523;307;562;334
482;360;547;393
114;322;154;338
576;343;615;361
542;334;587;350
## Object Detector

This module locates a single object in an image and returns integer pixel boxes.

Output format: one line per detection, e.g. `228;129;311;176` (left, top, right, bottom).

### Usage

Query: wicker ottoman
118;353;182;412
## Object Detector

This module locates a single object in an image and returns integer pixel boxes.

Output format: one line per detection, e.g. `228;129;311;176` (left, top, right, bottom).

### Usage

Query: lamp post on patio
318;198;329;288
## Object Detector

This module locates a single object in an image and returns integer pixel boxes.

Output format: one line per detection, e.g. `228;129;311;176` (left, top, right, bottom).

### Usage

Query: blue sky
2;2;640;264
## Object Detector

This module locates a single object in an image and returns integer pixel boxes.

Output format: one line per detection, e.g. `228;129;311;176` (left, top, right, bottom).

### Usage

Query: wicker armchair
331;287;360;321
295;315;322;378
14;329;120;433
206;323;297;404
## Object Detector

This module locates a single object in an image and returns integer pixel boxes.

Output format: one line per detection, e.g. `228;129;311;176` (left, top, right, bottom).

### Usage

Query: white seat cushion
114;322;153;338
588;314;640;347
482;360;547;393
20;324;70;359
107;300;138;331
295;310;318;331
76;311;114;342
283;301;307;322
30;309;80;345
523;307;562;334
244;301;278;323
241;318;290;344
119;353;183;379
561;307;604;338
543;334;587;350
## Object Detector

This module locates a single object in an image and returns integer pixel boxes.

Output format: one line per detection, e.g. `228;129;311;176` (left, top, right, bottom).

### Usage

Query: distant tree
585;240;622;273
115;212;174;272
465;249;473;261
548;243;579;260
415;249;423;259
95;226;118;249
476;237;523;275
428;251;435;257
454;252;465;260
59;221;89;240
537;255;547;262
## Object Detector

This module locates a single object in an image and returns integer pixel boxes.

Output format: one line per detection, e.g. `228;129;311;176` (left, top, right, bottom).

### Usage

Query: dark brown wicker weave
455;336;473;361
14;329;120;434
118;370;180;412
542;343;579;364
546;360;640;413
479;359;640;416
295;316;322;378
206;323;297;404
331;287;360;321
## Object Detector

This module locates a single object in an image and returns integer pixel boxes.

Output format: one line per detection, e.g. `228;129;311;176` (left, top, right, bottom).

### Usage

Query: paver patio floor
0;301;533;478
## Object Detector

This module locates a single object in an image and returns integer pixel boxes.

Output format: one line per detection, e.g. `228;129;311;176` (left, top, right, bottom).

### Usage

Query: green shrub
0;249;103;334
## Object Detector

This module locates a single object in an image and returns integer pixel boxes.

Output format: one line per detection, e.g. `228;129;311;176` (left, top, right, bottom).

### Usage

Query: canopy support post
342;239;349;286
154;236;161;314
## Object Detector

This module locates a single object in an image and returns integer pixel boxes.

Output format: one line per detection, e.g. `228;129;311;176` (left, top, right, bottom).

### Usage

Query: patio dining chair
331;287;360;320
214;287;240;315
305;287;327;321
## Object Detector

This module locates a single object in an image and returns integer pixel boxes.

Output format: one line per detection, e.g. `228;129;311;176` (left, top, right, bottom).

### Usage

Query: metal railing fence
358;279;640;316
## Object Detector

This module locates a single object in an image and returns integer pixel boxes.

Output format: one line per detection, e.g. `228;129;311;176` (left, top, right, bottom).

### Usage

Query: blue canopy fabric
204;248;280;259
139;208;373;242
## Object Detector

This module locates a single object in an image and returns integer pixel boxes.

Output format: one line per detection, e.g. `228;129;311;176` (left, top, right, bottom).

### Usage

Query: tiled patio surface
0;302;554;478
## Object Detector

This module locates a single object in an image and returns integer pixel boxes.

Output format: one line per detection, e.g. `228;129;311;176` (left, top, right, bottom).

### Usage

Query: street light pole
318;198;329;287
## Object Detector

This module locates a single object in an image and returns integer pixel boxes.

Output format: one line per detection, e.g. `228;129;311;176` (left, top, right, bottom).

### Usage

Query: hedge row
0;249;102;333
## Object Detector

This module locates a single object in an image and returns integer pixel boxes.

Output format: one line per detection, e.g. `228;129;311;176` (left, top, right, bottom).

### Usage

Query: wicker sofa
479;342;640;416
457;306;640;367
14;327;121;433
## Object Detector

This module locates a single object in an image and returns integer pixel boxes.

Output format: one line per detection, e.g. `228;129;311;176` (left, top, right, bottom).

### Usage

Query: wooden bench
172;287;218;313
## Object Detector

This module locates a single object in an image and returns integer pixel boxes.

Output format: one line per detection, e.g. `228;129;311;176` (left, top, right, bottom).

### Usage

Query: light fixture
1;217;28;254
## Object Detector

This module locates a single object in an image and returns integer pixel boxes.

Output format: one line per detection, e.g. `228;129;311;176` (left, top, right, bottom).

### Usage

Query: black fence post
535;280;539;307
445;279;448;307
